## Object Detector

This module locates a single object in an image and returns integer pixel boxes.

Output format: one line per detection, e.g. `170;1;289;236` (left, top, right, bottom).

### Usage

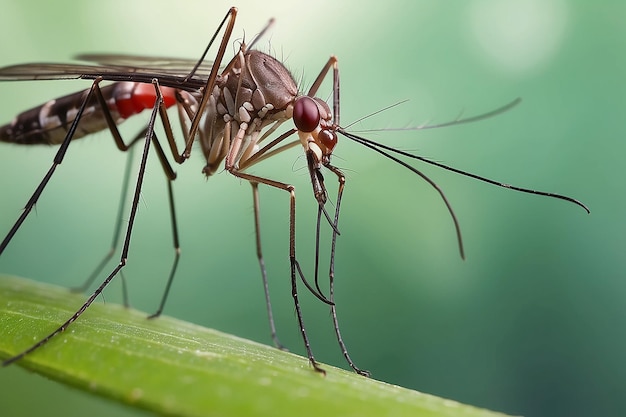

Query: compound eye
293;96;320;133
318;129;337;153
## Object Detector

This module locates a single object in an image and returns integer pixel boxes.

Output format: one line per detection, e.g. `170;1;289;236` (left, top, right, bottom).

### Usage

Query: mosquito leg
146;173;181;319
291;258;326;375
229;169;326;375
250;182;286;350
132;74;186;319
182;7;238;159
183;7;237;83
325;165;369;376
287;186;326;375
313;207;325;298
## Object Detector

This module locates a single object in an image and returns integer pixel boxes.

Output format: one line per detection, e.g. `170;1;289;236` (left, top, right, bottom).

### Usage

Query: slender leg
325;164;369;376
327;54;368;375
147;176;181;319
250;182;286;349
180;7;238;159
230;169;326;375
286;186;326;375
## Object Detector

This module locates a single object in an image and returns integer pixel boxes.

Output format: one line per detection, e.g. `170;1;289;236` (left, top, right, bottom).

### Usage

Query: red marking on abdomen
115;84;177;119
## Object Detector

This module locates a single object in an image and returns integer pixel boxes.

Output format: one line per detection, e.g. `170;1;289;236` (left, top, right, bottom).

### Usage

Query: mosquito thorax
200;50;299;176
293;96;337;167
218;50;298;122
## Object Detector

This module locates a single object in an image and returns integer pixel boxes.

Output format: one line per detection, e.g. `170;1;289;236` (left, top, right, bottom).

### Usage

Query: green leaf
0;275;511;417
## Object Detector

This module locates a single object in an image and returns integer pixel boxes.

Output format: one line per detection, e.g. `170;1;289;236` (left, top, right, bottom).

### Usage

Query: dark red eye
293;96;320;132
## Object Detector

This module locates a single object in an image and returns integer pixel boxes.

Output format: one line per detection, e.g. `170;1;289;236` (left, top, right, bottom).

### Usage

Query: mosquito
0;7;589;376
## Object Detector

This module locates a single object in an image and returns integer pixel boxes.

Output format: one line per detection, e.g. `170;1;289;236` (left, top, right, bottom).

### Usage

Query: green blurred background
0;1;623;416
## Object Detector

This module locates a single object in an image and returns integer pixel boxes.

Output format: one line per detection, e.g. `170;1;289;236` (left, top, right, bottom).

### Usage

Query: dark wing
0;53;217;91
75;53;216;78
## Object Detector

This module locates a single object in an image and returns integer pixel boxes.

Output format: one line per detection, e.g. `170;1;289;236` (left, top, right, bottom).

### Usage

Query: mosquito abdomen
0;82;176;145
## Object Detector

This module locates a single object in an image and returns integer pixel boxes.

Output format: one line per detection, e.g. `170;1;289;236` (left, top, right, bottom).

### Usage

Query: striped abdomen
0;82;177;145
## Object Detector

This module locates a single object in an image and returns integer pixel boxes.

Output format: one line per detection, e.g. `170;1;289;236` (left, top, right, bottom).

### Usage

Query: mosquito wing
0;53;215;91
75;53;216;77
